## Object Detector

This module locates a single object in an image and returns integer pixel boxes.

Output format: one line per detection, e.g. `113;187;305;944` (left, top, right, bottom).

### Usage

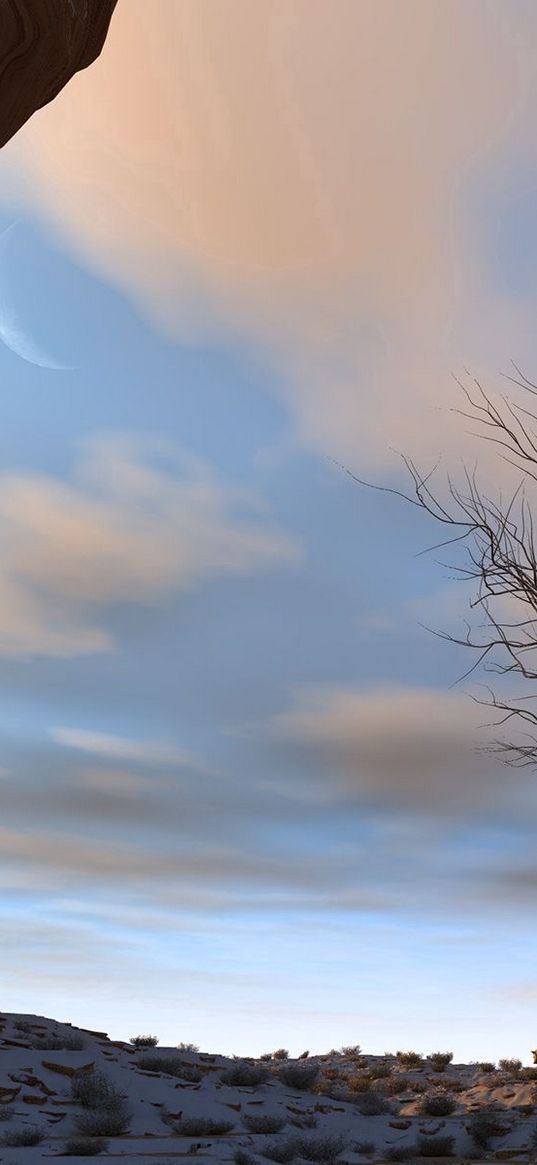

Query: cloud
51;727;207;770
4;2;537;480
270;683;530;816
0;432;299;657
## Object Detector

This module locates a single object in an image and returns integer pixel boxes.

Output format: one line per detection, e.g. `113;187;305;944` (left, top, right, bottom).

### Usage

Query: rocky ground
0;1012;536;1163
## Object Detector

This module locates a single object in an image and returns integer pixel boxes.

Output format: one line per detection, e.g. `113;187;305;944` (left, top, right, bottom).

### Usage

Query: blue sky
1;1;537;1062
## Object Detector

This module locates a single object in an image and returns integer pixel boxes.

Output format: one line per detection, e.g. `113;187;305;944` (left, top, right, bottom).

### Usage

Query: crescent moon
0;222;75;370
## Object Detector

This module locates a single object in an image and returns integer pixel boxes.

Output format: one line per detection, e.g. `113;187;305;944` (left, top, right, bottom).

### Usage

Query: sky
2;0;537;1061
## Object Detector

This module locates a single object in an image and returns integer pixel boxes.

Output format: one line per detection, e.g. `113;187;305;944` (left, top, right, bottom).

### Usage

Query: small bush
468;1108;504;1150
322;1067;342;1081
348;1074;373;1094
261;1141;297;1163
427;1052;453;1072
0;1126;44;1146
129;1033;159;1046
380;1075;414;1096
35;1032;86;1051
498;1057;522;1074
173;1116;235;1136
62;1138;108;1156
298;1050;310;1059
395;1051;423;1068
221;1061;269;1087
242;1113;287;1134
14;1020;33;1032
279;1064;319;1091
416;1134;455;1157
519;1066;537;1081
368;1062;392;1079
260;1053;274;1062
235;1152;257;1165
73;1100;132;1138
382;1141;412;1160
137;1054;201;1081
384;1147;415;1162
420;1093;456;1116
357;1091;392;1116
473;1061;496;1074
428;1077;464;1092
273;1049;290;1060
293;1132;348;1161
339;1045;361;1057
71;1069;121;1109
176;1041;199;1052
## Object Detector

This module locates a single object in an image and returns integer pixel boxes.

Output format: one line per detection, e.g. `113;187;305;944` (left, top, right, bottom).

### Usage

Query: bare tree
334;365;537;771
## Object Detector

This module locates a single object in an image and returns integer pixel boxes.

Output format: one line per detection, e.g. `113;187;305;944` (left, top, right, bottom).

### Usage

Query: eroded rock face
0;0;119;148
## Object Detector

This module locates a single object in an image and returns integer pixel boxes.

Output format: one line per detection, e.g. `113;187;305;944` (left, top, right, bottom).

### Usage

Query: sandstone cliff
0;0;119;148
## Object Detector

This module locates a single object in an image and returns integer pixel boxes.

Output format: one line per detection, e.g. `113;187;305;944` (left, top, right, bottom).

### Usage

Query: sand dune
0;1012;535;1162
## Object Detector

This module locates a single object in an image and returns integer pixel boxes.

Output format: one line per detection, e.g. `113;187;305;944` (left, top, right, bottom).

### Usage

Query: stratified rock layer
0;0;119;148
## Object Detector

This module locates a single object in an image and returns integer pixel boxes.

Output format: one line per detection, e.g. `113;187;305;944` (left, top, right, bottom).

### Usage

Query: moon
0;222;75;370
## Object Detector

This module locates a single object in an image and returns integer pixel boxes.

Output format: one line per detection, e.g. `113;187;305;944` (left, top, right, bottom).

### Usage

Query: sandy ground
0;1011;535;1163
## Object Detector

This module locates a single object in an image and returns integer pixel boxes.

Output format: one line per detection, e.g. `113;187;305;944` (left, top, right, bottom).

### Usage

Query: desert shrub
176;1040;199;1051
384;1147;415;1162
73;1100;132;1138
352;1143;375;1156
429;1077;464;1092
260;1053;274;1062
339;1045;361;1057
519;1067;537;1081
348;1074;373;1094
35;1032;86;1051
242;1113;287;1134
368;1062;392;1079
293;1132;348;1161
322;1067;342;1081
416;1134;455;1157
129;1033;159;1046
298;1051;310;1059
62;1137;108;1155
357;1091;392;1116
173;1116;235;1136
498;1057;522;1074
468;1109;504;1150
279;1064;319;1091
221;1061;269;1087
380;1075;414;1096
137;1054;201;1081
0;1125;44;1146
14;1020;33;1032
427;1053;453;1072
420;1093;456;1116
235;1152;257;1165
261;1141;297;1163
0;1107;14;1121
395;1051;423;1068
273;1049;290;1060
473;1061;496;1074
71;1069;121;1109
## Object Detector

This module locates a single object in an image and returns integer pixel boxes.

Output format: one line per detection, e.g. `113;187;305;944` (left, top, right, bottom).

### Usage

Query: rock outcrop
0;0;119;149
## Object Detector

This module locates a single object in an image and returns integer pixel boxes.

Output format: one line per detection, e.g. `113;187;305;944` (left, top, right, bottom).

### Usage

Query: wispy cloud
0;433;299;658
51;727;204;769
270;683;529;817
